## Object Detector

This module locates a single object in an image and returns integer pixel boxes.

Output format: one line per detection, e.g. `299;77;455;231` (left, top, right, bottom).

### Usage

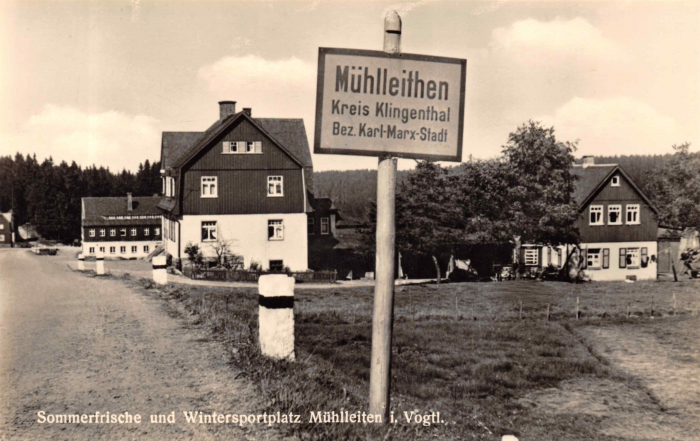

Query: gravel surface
0;248;280;441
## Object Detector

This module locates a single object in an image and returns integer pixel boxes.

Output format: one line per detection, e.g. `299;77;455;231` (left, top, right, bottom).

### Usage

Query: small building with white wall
519;157;659;281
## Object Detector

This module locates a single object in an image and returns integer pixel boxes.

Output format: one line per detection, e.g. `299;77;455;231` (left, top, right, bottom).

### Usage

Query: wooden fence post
546;303;550;321
576;296;580;320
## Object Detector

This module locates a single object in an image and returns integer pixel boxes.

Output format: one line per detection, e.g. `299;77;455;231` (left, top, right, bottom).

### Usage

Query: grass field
125;276;700;441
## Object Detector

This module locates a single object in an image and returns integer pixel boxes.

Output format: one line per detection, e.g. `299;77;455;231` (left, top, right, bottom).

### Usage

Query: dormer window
611;176;620;187
223;141;262;154
589;205;603;225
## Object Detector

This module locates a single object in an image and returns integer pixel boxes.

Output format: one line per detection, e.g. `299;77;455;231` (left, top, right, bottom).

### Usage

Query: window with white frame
321;217;329;235
144;228;149;236
608;205;622;225
110;246;116;254
0;234;4;242
267;176;283;197
110;229;116;237
589;205;603;225
162;177;166;195
223;141;239;154
89;229;95;237
201;176;218;198
155;227;160;236
0;224;4;230
524;248;538;266
626;248;640;267
144;245;149;253
131;246;137;253
268;220;284;241
100;228;105;237
120;228;127;237
131;228;137;236
308;218;314;235
89;247;95;254
626;204;640;224
120;246;126;254
611;176;620;187
170;177;175;197
587;248;601;269
99;247;105;253
246;141;262;153
201;221;217;242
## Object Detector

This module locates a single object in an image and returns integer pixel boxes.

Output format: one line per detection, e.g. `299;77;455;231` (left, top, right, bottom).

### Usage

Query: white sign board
314;48;466;162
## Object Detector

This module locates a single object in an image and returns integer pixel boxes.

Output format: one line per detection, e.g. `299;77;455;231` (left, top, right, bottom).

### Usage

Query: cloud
381;0;440;19
0;105;161;171
491;17;621;61
537;97;678;155
198;54;316;122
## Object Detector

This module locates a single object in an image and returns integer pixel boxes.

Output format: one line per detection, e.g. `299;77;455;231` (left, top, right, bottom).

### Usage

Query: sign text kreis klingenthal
314;48;466;162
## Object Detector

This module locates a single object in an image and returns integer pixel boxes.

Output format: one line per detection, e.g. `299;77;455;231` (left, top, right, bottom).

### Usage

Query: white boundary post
95;251;105;275
368;11;400;422
258;274;295;360
152;255;168;285
78;253;85;271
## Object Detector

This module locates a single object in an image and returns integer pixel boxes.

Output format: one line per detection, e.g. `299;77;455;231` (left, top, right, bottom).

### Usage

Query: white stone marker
258;274;295;360
95;251;105;275
502;436;519;441
152;255;168;285
78;253;85;271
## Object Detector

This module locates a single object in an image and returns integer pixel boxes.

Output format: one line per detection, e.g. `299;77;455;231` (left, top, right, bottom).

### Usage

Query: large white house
157;101;311;271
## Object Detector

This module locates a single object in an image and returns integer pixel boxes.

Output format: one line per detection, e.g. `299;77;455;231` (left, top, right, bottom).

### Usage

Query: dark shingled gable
83;196;162;227
571;164;617;206
160;113;314;191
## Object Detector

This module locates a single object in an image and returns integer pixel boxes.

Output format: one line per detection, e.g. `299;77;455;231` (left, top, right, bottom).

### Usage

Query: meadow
130;277;700;440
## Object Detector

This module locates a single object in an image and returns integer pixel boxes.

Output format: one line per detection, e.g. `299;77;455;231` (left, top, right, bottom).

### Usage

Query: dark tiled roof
161;114;312;171
161;132;206;170
82;196;162;226
570;165;616;206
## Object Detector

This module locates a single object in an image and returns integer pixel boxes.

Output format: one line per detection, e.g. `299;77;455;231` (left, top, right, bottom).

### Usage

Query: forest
314;152;695;225
0;154;161;243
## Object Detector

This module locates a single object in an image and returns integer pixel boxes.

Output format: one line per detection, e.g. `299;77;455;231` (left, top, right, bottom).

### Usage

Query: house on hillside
81;193;163;258
157;101;311;271
0;211;13;247
520;156;659;281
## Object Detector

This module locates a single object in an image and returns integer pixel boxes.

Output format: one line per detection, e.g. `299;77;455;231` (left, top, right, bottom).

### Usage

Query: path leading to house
0;248;280;441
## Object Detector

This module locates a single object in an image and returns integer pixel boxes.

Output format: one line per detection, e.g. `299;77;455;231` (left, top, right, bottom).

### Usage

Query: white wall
162;217;180;260
83;240;162;259
580;241;657;281
179;213;308;271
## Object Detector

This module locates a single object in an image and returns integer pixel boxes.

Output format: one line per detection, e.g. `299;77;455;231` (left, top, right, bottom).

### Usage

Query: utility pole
368;10;400;422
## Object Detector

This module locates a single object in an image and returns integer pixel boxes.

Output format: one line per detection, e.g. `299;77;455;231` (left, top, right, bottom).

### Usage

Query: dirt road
0;248;277;441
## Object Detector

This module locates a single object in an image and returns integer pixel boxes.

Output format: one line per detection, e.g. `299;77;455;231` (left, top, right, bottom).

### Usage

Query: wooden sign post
368;13;400;420
313;11;466;423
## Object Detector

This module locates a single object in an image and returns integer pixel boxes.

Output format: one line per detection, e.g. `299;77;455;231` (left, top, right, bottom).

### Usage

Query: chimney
127;193;133;211
242;108;252;117
219;101;237;121
582;156;595;168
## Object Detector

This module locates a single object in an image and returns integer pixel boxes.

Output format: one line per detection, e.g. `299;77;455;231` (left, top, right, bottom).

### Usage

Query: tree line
0;154;162;243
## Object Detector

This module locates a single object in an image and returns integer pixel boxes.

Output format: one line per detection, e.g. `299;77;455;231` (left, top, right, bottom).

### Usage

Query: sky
0;0;698;173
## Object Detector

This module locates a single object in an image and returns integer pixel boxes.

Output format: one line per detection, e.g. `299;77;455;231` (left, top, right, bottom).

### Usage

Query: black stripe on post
152;265;168;270
259;295;294;309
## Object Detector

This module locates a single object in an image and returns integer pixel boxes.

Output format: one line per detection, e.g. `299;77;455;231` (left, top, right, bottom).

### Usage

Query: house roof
571;164;658;214
1;212;11;223
82;196;162;226
308;195;342;220
163;113;311;171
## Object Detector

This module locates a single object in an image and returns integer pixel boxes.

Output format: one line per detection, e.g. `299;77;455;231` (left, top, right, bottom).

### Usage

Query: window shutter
619;248;627;268
581;248;587;269
254;141;262;153
641;247;648;268
602;249;609;269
